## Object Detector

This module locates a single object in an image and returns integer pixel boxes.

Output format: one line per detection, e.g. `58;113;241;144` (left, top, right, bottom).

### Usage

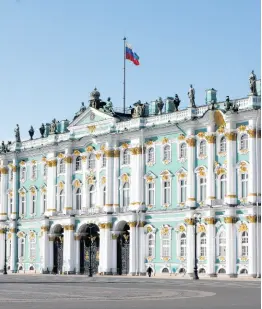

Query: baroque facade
0;81;261;278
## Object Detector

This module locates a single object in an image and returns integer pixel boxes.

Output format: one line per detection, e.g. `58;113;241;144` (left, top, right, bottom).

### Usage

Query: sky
0;0;260;141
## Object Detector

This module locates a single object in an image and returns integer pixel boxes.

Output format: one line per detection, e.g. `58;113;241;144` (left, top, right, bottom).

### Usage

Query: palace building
0;76;261;278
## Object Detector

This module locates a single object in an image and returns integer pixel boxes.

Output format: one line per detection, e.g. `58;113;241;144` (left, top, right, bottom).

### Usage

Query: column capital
204;217;215;225
41;226;50;232
64;224;75;231
205;134;216;143
128;221;137;228
224;216;236;224
185;137;196;147
225;132;237;141
246;215;257;223
247;128;261;138
74;233;81;240
184;218;194;225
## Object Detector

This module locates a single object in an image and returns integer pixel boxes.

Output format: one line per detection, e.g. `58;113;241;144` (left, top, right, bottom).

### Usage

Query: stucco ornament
238;222;248;232
160;226;170;236
121;174;129;183
178;134;185;141
86;146;94;152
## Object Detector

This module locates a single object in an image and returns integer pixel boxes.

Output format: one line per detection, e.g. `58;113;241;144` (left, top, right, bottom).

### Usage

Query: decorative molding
224;216;236;224
204;217;215;225
128;221;137;228
186;137;196;147
205;134;216;143
87;125;96;133
246;215;257;223
73;150;81;156
184;218;194;225
86;146;94;152
225;132;237;141
162;137;169;144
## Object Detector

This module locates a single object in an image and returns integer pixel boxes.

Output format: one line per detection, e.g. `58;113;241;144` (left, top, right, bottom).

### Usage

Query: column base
130;272;136;276
64;271;76;275
103;271;112;275
227;274;237;278
139;272;146;276
208;273;217;277
11;270;17;273
41;270;49;274
186;272;194;278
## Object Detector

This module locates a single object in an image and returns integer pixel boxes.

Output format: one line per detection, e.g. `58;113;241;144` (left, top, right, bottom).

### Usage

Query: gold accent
218;256;225;262
12;166;17;172
178;172;187;180
42;157;47;162
87;176;95;185
128;221;137;228
204;217;215;225
100;144;106;152
101;176;106;185
145;140;153;146
238;125;247;132
95;153;101;160
87;125;96;133
31;160;37;164
112;234;118;240
139;221;146;227
217;125;225;134
121;174;129;183
81;155;87;162
0;213;7;215
225;132;237;141
29;231;36;240
9;228;16;233
29;187;36;195
198;256;206;261
248;193;257;197
48;159;57;167
224;216;236;224
64;156;72;164
86;146;94;152
73;179;81;188
64;224;75;231
197;167;206;177
19;161;26;166
187;198;196;201
8;191;13;197
184;218;194;225
207;196;216;200
114;150;120;157
160;226;170;236
146;226;153;233
73;150;81;156
216;167;226;175
48;236;55;241
186;137;196;147
0;229;5;234
162;137;169;144
64;207;72;210
41;226;49;232
58;182;64;189
104;222;112;229
121;143;129;149
17;231;25;238
146;175;154;183
197;132;206;139
246;215;257;223
197;225;206;233
104;204;113;206
130;146;144;155
104;150;114;157
226;194;237;198
178;134;185;141
47;208;57;211
1;167;8;174
239;161;248;173
214;110;226;127
238;222;248;232
178;225;185;232
74;235;81;240
57;153;65;159
99;223;105;229
247;129;256;138
205;134;216;143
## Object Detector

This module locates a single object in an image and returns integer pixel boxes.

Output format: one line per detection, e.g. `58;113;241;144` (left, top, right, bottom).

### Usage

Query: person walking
147;267;153;278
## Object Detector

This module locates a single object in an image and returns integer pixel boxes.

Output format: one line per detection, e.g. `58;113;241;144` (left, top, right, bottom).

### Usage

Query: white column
95;153;101;208
104;148;114;213
82;156;87;209
103;222;112;274
186;135;196;207
0;228;5;272
139;221;146;275
11;160;17;220
185;217;194;276
247;125;257;203
74;234;80;274
99;225;105;273
111;232;119;275
225;209;236;277
206;134;216;204
225;130;237;205
129;221;136;275
41;225;49;273
205;217;216;276
113;149;120;212
46;155;57;215
65;223;75;273
64;151;73;213
48;235;54;273
10;224;17;273
257;136;261;203
246;214;256;277
0;162;8;221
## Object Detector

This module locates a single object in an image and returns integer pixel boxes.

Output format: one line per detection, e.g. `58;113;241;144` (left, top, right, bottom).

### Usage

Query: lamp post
88;224;96;278
193;213;201;280
3;227;8;275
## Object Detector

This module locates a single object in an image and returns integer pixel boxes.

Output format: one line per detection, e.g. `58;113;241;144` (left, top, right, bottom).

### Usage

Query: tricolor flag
125;44;140;66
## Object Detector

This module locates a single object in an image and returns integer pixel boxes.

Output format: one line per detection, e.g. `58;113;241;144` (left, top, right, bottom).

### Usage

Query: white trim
177;141;187;163
238;132;249;154
160;224;172;261
161;143;172;164
146;146;156;166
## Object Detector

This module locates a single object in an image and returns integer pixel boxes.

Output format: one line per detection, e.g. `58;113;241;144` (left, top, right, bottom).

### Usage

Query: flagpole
123;37;126;114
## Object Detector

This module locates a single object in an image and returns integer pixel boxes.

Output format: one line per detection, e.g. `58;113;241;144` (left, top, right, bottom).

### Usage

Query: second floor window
199;140;206;156
163;145;171;161
241;174;248;198
123;149;130;165
220;136;226;153
32;195;36;214
200;178;207;201
163;181;171;204
76;188;82;210
75;156;82;171
59;190;65;211
218;231;226;256
148;147;154;163
180;143;187;159
241;231;248;256
32;165;37;179
181;180;187;203
148;183;155;205
180;233;186;257
59;159;65;174
220;174;227;200
200;232;207;257
89;185;95;208
240;134;248;150
21;195;26;215
88;154;95;169
102;154;106;167
123;183;130;207
21;167;26;181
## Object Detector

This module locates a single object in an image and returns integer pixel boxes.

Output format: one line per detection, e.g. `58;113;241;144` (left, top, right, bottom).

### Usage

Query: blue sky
0;0;260;141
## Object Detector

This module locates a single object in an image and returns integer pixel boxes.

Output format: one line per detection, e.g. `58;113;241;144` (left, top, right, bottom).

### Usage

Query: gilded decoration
197;132;205;139
246;129;256;138
41;226;49;232
205;134;216;144
100;144;106;152
225;132;237;141
197;167;206;177
204;217;215;225
238;125;246;132
239;162;248;173
17;231;25;238
74;235;81;241
187;197;196;201
217;125;225;134
186;137;196;147
87;176;95;185
112;234;118;240
130;146;144;155
197;225;206;233
19;190;25;196
240;256;248;262
19;161;26;166
73;179;81;188
104;150;114;157
29;188;36;195
162;159;170;165
64;225;75;231
64;156;72;164
7;233;11;240
177;225;185;233
162;257;170;262
216;167;226;175
114;149;120;157
95;153;101;160
104;222;112;229
86;146;94;152
218;256;225;262
31;160;37;164
178;256;185;261
145;140;153;146
81;155;87;162
29;231;36;240
214;110;226;127
179;202;185;207
146;175;154;183
246;215;257;223
146;226;153;233
8;191;13;197
162;137;169;144
121;174;129;183
224;216;236;224
42;157;47;162
101;176;106;185
238;223;248;232
58;153;65;159
73;150;81;156
178;134;185;141
99;223;106;229
121;143;129;149
139;221;146;227
0;229;5;234
128;221;137;228
9;228;16;233
160;226;170;236
58;182;64;189
184;218;194;225
178;172;187;180
198;256;206;261
1;167;8;174
87;125;96;133
12;166;17;172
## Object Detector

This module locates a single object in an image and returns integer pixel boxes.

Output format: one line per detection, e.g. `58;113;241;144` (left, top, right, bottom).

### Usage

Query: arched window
220;136;226;153
180;143;187;159
59;159;65;174
199;140;206;156
89;185;95;208
161;233;170;258
43;193;47;212
163;180;171;204
103;187;106;206
199;268;206;274
163;145;171;161
32;194;36;214
102;154;106;167
241;174;248;198
76;188;82;210
123;149;130;165
200;178;207;201
21;195;26;215
240;268;248;274
148;234;155;258
59;190;65;211
148;183;155;205
32;165;37;179
162;268;169;273
220;174;227;199
218;268;226;274
43;164;47;177
200;232;207;257
123;183;130;207
218;231;226;256
240;134;248;150
20;238;25;258
75;156;82;171
29;235;36;259
21;166;26;181
180;233;186;257
9;197;13;215
181;179;187;203
88;153;95;169
148;147;155;163
241;231;248;256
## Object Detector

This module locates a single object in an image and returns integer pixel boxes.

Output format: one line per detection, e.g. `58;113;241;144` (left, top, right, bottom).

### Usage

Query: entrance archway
117;222;130;275
52;224;64;274
79;224;100;275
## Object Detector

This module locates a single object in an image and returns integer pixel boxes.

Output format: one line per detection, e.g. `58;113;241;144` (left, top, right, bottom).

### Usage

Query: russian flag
125;44;140;66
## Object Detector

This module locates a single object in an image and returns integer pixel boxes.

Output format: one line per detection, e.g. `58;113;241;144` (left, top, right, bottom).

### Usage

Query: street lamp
3;227;8;275
88;224;96;277
193;213;201;280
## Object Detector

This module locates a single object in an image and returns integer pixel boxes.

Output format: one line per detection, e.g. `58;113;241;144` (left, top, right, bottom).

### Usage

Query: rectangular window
30;238;36;258
163;181;171;204
181;180;187;203
148;183;155;205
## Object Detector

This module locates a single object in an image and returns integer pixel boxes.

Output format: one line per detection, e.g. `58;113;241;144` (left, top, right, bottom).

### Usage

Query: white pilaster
74;234;80;274
113;148;120;213
246;213;256;277
139;221;146;275
111;232;119;275
46;154;57;216
129;221;136;275
9;223;17;273
186;133;196;208
0;160;8;221
104;148;114;213
48;235;54;273
205;217;216;276
185;216;194;276
103;220;112;274
206;134;216;204
64;150;73;214
65;221;75;273
98;225;105;273
0;228;5;272
82;156;87;209
40;220;49;273
225;208;236;277
11;159;17;220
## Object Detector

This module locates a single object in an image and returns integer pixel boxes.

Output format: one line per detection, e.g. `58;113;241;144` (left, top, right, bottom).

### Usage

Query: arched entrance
117;222;130;275
52;224;64;274
79;224;100;275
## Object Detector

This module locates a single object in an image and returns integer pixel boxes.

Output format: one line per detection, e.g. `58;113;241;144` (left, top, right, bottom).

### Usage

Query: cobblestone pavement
0;275;260;309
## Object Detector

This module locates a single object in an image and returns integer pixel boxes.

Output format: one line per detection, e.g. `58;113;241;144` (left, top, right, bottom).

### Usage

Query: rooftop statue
174;94;181;111
156;97;164;115
0;141;7;153
50;119;57;134
224;96;238;112
74;102;87;120
249;70;257;96
14;124;21;143
132;100;145;118
188;84;196;108
103;97;114;114
29;126;34;140
39;123;45;138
